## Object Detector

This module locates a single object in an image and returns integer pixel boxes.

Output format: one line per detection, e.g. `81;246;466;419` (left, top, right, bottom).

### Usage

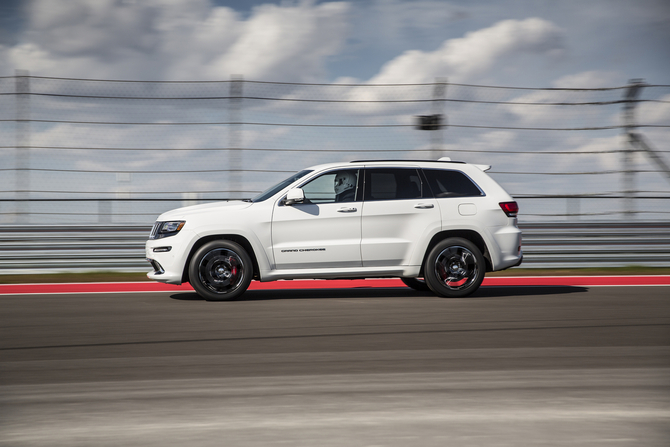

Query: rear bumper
496;253;523;271
488;223;523;271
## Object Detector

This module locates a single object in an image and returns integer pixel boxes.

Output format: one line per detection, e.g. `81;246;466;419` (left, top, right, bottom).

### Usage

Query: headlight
149;221;185;239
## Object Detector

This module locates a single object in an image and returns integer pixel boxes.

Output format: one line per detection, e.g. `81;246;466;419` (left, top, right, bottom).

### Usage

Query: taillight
499;201;519;217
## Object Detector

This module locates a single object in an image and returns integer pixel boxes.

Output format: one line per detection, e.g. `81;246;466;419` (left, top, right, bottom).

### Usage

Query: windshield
251;169;313;203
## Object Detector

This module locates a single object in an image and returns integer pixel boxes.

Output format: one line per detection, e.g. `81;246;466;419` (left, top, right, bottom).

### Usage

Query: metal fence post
431;78;447;160
15;69;30;224
621;79;645;218
229;75;243;199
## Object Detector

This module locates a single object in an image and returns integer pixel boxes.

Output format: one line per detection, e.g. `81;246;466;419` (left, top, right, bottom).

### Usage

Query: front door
272;169;362;270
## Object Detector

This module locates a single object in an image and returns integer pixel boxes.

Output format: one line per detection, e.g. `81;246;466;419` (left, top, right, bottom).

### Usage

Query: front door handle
337;207;357;213
414;203;434;209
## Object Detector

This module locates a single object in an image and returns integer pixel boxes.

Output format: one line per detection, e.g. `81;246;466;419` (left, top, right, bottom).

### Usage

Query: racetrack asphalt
2;282;668;446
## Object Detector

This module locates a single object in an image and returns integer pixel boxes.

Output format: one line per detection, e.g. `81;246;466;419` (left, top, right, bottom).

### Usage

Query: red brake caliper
228;257;238;279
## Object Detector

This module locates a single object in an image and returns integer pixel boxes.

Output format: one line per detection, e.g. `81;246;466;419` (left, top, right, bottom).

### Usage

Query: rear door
360;167;440;267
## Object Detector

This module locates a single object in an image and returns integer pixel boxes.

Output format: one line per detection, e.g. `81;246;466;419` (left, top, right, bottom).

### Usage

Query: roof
303;159;491;172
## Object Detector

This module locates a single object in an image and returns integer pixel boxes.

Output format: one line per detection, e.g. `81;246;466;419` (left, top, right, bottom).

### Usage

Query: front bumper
145;229;195;285
147;258;165;275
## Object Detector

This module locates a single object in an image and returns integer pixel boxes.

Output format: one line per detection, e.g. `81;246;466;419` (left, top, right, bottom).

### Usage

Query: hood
157;200;253;221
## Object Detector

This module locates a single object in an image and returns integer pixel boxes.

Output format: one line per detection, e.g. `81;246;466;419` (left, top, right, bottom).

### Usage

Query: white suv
146;159;522;300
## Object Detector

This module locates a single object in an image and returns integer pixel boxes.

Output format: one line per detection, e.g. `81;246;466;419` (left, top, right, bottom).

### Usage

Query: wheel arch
420;229;493;275
182;234;260;284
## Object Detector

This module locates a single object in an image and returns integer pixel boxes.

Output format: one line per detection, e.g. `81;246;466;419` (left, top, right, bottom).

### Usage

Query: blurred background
0;0;668;272
1;75;669;224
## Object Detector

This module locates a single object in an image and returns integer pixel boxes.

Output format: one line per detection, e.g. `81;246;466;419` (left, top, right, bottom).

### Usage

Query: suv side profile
146;159;522;300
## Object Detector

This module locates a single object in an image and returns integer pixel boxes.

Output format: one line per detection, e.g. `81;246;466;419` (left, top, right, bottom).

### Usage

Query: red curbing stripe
0;282;192;295
483;275;670;287
0;276;669;295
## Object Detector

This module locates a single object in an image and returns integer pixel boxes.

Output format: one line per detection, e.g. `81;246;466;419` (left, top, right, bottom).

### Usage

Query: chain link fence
1;74;669;224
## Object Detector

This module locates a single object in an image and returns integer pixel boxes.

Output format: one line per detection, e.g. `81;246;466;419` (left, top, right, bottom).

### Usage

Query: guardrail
1;222;669;275
520;222;670;268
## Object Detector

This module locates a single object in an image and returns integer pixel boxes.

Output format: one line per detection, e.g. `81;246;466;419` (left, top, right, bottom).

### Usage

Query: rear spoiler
438;157;491;172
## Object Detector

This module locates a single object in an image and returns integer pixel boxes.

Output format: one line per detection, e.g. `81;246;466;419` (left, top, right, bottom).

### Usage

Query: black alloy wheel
424;237;485;298
189;240;253;301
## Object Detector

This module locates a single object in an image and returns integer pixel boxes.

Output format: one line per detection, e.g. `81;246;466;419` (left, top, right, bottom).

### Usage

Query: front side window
423;169;483;198
299;169;360;204
364;168;424;201
252;169;313;202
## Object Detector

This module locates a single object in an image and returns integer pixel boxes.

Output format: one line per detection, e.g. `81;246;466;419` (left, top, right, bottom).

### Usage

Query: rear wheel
424;237;485;298
189;240;253;301
401;277;430;292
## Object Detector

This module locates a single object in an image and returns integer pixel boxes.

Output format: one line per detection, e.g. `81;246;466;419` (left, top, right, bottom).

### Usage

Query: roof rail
350;159;465;164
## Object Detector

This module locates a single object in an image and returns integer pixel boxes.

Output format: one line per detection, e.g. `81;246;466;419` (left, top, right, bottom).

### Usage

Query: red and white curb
1;276;669;295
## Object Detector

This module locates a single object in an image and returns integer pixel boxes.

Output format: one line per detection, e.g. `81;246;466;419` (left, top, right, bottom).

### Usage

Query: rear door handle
337;207;357;213
414;203;434;209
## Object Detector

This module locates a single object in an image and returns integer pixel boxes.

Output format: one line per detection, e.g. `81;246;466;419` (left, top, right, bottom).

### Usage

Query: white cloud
367;18;565;84
207;1;349;81
5;0;350;81
321;18;566;116
639;94;670;125
552;71;623;89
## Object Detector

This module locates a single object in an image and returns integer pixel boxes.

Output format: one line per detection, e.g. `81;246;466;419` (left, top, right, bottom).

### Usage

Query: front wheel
188;240;253;301
424;237;485;298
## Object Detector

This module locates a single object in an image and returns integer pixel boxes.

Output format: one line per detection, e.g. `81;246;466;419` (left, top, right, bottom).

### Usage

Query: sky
0;0;669;223
1;0;669;87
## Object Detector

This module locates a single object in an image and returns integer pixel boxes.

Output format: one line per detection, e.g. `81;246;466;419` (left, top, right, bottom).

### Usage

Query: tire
188;240;253;301
424;237;485;298
401;277;431;292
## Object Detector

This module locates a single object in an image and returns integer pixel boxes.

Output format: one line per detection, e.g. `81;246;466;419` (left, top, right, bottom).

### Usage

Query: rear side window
423;169;483;198
364;168;424;201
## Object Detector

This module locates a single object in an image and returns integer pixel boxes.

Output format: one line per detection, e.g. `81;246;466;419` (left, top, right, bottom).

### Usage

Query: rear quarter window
423;169;483;198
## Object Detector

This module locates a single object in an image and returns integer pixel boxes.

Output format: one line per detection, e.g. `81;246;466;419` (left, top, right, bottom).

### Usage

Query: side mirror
284;188;305;206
